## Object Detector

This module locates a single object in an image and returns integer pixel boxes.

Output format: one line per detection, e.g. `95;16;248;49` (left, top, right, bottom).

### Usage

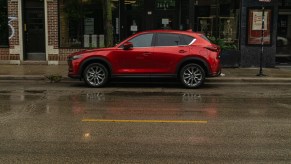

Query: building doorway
276;0;291;66
23;0;46;61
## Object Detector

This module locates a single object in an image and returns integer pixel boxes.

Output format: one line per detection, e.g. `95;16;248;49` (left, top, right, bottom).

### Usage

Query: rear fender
176;57;211;77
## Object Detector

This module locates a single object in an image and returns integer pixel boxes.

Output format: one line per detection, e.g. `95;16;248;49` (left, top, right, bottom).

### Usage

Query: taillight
205;46;220;52
205;45;221;59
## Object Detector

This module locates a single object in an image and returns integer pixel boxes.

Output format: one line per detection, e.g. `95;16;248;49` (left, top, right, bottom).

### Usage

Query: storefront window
0;0;8;47
196;0;240;49
276;1;291;65
285;0;291;6
59;0;104;48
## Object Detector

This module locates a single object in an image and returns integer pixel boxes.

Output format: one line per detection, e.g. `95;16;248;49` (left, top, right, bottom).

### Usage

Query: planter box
220;50;240;68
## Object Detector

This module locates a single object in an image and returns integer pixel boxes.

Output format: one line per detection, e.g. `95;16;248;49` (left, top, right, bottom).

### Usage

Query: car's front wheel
83;63;109;87
180;63;205;88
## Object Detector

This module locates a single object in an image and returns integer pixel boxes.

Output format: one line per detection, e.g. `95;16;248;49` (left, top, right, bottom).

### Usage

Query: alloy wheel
180;64;205;88
84;63;108;87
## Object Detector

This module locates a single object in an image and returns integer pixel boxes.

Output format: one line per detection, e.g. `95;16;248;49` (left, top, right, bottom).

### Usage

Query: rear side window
128;33;153;47
156;33;195;46
156;33;185;46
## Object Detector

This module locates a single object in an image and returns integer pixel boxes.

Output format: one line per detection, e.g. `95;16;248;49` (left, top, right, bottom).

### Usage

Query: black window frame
0;0;9;47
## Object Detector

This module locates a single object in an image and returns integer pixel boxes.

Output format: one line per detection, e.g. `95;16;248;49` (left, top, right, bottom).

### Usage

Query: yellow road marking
82;119;207;124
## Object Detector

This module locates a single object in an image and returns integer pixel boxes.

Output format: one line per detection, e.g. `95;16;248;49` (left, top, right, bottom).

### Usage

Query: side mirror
123;42;133;50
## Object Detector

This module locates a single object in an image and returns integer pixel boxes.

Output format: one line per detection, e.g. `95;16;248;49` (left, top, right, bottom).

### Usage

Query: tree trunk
103;0;113;47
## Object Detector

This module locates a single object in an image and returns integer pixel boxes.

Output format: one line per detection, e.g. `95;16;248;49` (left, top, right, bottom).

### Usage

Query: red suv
67;30;221;88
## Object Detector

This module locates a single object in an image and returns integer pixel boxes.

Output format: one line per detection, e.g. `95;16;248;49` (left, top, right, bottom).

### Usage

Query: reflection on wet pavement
1;89;291;122
1;86;291;163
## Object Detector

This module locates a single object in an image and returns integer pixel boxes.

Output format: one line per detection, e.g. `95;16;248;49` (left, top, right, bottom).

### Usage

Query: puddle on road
1;90;291;120
24;90;47;94
0;90;12;94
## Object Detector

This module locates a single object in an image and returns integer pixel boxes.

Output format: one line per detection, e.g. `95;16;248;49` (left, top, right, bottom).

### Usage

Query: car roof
115;29;208;48
137;29;203;36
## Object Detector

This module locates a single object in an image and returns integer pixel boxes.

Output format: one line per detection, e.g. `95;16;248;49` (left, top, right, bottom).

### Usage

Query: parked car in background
67;30;221;88
277;36;289;47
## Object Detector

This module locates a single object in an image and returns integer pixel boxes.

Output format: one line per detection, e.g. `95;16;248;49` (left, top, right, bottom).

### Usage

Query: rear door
152;33;192;74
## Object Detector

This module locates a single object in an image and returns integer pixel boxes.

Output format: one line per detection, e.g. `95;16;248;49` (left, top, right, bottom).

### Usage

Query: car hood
68;47;116;57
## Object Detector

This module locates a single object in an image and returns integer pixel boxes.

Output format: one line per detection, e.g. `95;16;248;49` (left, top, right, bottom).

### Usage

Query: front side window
0;0;8;47
128;33;153;47
156;33;185;46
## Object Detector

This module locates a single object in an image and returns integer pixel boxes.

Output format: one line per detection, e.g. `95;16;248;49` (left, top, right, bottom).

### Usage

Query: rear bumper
208;65;221;77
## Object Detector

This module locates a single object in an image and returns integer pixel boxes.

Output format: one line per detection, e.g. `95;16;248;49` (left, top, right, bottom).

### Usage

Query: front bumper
67;59;81;79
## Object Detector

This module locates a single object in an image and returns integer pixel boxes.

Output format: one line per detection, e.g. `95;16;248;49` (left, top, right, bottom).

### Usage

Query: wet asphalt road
0;80;291;163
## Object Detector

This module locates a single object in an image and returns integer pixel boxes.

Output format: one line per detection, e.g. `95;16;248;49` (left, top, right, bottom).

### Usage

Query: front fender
78;57;112;77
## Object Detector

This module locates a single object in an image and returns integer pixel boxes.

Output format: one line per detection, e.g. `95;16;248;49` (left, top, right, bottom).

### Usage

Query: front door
23;0;46;60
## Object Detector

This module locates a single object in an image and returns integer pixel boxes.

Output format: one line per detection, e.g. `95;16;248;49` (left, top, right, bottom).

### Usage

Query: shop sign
258;0;271;2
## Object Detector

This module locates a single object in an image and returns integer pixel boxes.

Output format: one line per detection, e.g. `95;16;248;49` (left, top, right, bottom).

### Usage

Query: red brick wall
8;1;19;47
59;49;84;61
47;1;58;61
47;1;58;49
0;49;9;60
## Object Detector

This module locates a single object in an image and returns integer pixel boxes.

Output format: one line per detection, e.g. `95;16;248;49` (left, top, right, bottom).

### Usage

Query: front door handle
143;52;151;56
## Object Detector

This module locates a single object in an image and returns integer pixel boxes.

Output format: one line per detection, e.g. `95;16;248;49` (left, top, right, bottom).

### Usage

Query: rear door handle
179;50;187;53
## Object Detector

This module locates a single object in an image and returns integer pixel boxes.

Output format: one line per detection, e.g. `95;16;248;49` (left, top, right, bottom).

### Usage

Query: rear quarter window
181;35;196;45
156;33;184;46
198;34;211;43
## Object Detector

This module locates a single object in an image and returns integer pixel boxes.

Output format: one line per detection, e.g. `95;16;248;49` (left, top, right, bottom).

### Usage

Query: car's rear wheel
180;63;205;88
83;63;108;87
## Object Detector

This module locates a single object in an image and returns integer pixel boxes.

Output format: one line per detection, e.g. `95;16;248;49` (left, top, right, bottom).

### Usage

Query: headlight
72;54;83;60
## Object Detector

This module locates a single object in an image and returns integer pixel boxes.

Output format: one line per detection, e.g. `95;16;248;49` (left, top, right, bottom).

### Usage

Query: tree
103;0;113;47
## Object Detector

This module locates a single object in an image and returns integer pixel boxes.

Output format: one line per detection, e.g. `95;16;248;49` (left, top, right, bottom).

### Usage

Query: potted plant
208;36;240;68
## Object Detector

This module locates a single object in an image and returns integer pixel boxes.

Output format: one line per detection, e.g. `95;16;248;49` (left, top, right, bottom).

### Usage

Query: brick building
0;0;290;66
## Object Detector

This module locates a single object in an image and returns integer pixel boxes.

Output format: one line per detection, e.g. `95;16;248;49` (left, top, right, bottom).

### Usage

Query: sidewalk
0;64;291;83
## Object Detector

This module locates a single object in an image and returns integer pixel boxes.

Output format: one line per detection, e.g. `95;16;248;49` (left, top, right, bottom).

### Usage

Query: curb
206;77;291;83
1;75;291;83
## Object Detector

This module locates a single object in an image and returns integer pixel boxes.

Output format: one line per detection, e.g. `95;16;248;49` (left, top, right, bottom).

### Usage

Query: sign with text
247;8;272;45
252;11;268;30
259;0;271;2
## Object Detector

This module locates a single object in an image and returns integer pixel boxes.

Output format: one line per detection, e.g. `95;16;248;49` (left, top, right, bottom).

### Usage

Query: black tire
83;63;109;87
180;63;205;88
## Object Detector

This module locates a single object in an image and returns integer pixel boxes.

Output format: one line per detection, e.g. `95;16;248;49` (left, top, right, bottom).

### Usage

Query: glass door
23;0;45;60
276;12;291;65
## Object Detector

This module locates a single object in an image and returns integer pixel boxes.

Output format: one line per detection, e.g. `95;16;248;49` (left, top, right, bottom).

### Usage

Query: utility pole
257;6;266;76
257;0;271;76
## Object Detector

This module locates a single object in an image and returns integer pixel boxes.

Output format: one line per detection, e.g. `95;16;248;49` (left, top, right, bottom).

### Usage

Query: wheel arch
79;57;112;79
176;57;210;77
